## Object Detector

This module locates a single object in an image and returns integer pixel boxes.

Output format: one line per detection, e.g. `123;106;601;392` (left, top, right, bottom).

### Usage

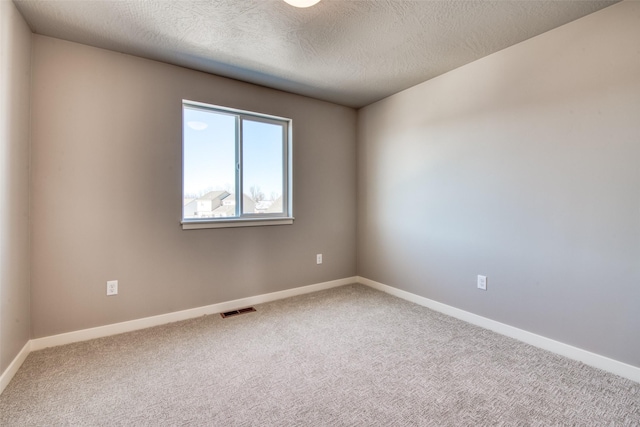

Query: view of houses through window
182;190;283;219
182;101;289;221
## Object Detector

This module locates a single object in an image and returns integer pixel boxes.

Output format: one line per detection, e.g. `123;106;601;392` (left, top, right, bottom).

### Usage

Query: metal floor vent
220;307;256;318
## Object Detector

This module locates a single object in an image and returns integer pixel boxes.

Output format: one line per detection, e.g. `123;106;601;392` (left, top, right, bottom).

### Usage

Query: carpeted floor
1;284;638;426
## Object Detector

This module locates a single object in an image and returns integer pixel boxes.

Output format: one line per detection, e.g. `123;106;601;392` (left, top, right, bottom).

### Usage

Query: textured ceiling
14;0;619;108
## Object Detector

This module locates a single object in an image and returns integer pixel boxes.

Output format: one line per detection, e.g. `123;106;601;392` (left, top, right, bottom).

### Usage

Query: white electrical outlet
477;275;487;291
107;280;118;296
316;254;323;264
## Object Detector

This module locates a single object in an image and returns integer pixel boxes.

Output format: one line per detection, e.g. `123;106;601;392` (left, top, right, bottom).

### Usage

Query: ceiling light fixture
283;0;321;8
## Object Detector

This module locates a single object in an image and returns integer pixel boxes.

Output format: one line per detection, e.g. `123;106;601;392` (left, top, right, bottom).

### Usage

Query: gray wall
357;1;640;367
0;0;31;373
30;36;357;338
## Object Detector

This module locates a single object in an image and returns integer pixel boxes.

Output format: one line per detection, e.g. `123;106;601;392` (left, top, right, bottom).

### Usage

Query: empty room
1;0;639;424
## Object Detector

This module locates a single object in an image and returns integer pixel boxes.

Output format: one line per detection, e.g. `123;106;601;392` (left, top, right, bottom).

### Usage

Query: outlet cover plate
477;275;487;290
107;280;118;296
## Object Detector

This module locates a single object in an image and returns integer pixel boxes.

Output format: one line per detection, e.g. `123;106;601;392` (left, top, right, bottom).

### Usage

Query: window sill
181;217;294;230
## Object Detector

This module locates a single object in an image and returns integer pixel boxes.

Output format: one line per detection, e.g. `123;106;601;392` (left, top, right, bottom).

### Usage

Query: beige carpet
1;284;638;425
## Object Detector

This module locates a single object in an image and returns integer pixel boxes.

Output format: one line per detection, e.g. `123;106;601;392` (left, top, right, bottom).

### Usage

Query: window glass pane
242;119;284;214
183;108;237;219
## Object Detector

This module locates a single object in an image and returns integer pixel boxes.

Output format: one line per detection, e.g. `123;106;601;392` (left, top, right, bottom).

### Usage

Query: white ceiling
14;0;619;108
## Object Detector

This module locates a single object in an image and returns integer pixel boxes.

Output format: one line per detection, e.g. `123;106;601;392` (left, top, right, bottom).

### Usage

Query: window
182;100;293;229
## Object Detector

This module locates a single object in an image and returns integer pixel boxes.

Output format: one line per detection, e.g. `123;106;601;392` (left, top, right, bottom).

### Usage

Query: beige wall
30;36;357;338
0;0;31;373
357;1;640;367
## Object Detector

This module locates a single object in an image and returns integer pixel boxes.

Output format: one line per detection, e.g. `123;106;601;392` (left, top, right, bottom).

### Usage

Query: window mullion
236;115;242;218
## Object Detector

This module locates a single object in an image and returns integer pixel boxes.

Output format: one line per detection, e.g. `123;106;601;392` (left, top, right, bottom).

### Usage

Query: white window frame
181;100;293;230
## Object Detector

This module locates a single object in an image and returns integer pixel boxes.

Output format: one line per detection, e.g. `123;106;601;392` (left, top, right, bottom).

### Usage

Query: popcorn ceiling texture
14;0;618;108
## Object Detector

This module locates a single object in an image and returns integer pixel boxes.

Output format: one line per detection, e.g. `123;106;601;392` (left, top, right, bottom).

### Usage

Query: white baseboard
357;276;640;384
0;276;356;395
3;274;637;397
31;276;357;351
0;341;31;395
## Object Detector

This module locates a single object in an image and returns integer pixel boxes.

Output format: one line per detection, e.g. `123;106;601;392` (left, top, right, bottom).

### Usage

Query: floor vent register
220;307;256;318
